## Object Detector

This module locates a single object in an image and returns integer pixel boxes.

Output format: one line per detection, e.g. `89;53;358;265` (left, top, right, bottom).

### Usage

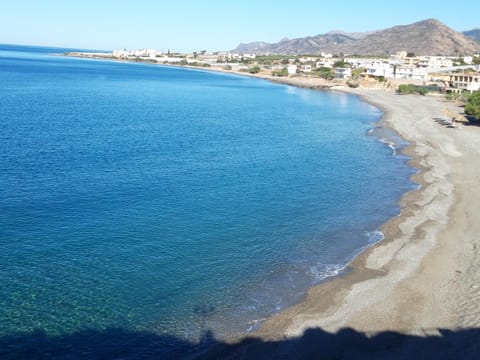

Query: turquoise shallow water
0;45;416;351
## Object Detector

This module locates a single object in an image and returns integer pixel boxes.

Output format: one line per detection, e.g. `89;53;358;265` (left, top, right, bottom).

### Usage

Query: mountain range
232;19;480;56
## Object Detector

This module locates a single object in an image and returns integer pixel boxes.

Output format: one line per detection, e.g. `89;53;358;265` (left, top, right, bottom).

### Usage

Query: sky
1;0;479;52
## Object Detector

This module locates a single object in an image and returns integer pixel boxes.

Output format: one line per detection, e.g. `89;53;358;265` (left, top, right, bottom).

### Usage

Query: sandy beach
198;86;480;358
264;88;480;330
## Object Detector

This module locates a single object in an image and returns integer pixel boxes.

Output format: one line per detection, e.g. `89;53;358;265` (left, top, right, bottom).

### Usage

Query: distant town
68;47;480;94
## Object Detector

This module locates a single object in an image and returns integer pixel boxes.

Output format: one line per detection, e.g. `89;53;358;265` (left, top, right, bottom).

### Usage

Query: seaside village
107;48;480;93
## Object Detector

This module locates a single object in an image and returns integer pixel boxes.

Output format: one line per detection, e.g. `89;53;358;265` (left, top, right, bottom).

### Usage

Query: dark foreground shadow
1;326;479;360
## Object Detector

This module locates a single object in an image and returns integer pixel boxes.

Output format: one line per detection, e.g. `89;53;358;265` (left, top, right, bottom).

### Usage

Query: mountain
325;30;376;40
463;29;480;43
232;19;480;56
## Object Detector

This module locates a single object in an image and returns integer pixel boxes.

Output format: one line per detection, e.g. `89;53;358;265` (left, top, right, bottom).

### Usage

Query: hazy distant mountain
463;29;480;43
325;30;377;40
233;19;480;56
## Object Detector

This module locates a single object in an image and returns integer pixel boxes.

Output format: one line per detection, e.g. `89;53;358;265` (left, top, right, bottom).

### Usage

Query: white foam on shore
308;230;385;283
380;138;398;155
308;263;347;282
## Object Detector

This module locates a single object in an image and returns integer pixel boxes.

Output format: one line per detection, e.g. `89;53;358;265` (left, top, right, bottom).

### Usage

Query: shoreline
244;89;480;336
198;89;480;357
61;53;480;354
63;52;348;90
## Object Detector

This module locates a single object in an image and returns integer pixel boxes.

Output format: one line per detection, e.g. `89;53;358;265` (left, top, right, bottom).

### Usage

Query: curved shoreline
194;88;480;360
243;88;480;338
60;54;480;356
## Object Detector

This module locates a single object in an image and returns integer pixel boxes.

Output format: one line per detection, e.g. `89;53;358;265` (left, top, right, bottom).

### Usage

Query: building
417;56;453;71
335;68;352;79
112;48;160;59
301;65;312;73
242;53;256;60
197;53;219;64
364;61;394;78
316;60;334;68
287;64;298;75
448;73;480;92
395;66;428;81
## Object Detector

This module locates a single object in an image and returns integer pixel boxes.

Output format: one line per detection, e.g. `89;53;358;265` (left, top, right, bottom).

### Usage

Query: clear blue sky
1;0;479;52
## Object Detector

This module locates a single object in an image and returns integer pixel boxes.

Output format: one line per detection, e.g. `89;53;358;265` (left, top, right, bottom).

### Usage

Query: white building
230;64;249;71
242;53;256;60
113;48;159;59
365;61;394;78
417;56;453;71
395;66;428;81
197;54;219;64
449;73;480;92
112;49;132;58
335;68;352;79
287;64;298;75
316;60;334;68
301;65;312;73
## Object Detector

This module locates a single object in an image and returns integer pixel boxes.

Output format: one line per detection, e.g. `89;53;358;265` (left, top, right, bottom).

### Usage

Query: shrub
465;91;480;120
248;66;261;74
397;84;429;95
347;79;359;88
313;67;335;80
333;61;350;68
272;68;288;77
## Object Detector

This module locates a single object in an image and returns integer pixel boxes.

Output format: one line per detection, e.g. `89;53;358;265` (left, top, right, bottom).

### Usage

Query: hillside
233;19;480;56
463;29;480;43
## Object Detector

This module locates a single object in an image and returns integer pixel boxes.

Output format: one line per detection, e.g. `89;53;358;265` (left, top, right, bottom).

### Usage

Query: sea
0;44;416;357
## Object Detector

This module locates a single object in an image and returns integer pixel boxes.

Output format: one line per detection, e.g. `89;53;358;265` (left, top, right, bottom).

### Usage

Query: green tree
351;68;365;79
465;91;480;120
333;61;349;68
313;67;334;80
248;66;261;74
453;57;466;66
272;67;288;77
397;84;429;95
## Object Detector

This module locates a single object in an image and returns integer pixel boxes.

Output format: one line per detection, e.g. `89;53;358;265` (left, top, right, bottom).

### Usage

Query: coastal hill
233;19;480;56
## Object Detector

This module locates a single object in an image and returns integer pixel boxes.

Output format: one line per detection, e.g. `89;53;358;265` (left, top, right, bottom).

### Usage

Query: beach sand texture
199;88;480;358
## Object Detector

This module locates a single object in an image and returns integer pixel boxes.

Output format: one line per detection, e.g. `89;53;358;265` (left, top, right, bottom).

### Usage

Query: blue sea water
0;44;416;353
